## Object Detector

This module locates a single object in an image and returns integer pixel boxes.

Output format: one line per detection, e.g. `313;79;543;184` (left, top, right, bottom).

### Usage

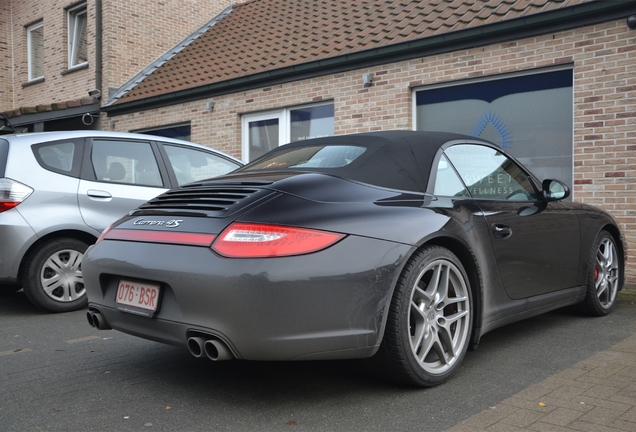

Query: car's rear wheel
374;246;472;387
581;230;620;316
22;238;89;313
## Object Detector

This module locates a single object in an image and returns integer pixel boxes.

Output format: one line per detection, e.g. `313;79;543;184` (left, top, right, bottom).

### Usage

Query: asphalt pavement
1;288;635;432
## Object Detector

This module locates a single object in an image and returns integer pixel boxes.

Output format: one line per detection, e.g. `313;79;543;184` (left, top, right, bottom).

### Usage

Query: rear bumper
0;208;36;283
83;236;411;361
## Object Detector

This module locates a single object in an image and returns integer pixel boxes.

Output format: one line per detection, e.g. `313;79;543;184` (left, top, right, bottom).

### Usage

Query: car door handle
87;189;112;199
492;223;512;239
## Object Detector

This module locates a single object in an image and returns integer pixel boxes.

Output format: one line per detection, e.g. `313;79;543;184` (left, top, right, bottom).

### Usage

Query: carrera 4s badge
133;218;183;228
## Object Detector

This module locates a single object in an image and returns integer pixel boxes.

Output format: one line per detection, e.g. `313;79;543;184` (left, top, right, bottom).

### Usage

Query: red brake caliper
594;265;599;281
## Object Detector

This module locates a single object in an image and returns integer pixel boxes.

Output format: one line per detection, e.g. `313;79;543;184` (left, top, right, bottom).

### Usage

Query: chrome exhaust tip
87;310;112;330
204;339;234;361
187;336;206;358
86;311;96;328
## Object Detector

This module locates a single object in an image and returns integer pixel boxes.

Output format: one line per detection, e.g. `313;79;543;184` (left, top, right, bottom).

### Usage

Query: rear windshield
245;145;366;170
0;139;8;177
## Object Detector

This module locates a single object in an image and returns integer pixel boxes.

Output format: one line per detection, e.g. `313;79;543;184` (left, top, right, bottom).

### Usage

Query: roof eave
103;1;636;117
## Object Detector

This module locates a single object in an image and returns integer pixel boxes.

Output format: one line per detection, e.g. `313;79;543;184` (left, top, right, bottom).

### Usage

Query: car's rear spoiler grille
139;186;265;213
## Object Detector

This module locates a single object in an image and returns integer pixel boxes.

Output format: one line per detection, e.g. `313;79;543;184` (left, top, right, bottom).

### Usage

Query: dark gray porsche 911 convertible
83;130;625;387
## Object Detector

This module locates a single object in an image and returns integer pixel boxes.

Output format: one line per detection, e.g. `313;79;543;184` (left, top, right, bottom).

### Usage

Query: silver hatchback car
0;131;242;312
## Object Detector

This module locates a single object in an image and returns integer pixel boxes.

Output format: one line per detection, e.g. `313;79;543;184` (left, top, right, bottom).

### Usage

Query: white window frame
27;21;44;81
241;102;334;163
241;111;284;162
67;3;88;69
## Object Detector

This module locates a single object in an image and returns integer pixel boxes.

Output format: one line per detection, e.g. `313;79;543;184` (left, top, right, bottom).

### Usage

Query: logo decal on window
470;110;512;148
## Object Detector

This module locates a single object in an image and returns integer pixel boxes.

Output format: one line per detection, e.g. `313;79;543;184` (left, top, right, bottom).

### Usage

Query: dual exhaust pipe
87;310;111;330
87;309;233;361
187;336;234;361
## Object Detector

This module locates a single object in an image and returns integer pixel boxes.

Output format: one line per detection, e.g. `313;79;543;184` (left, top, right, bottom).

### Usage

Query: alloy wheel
595;237;619;309
408;258;470;375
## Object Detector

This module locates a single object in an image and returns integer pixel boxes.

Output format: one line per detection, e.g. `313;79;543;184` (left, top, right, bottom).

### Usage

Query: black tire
372;246;472;387
22;238;89;313
0;285;21;295
581;230;621;316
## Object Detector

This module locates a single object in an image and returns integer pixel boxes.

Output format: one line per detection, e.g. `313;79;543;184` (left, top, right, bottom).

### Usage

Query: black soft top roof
238;130;488;193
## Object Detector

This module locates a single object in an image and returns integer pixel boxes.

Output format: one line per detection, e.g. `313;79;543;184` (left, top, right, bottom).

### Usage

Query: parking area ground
449;292;636;432
1;289;635;431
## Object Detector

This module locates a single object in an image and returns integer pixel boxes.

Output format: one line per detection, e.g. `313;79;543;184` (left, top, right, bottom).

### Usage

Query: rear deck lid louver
138;182;274;216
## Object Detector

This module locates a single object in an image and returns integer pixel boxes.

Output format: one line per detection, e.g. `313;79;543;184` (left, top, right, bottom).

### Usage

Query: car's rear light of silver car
0;178;33;213
211;222;345;258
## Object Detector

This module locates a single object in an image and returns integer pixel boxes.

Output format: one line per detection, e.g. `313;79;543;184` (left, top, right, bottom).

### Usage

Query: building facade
0;0;234;131
3;1;636;284
100;1;636;283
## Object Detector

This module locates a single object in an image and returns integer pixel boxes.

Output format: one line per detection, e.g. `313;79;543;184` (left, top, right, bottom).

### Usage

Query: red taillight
0;201;20;212
0;178;33;213
212;222;345;258
100;228;216;246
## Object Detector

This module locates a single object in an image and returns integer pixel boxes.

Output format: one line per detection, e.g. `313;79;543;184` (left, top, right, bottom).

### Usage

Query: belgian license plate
116;279;160;312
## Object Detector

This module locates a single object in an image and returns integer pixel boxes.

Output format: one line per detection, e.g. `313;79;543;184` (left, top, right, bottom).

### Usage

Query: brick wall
5;0;95;111
1;0;233;112
0;1;13;110
573;21;636;285
106;18;636;283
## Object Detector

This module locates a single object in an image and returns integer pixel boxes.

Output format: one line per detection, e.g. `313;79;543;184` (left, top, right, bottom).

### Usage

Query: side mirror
542;179;570;201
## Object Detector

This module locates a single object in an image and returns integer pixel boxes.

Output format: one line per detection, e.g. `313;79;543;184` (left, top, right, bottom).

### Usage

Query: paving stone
497;397;557;413
618;406;636;422
581;383;632;399
539;396;594;413
546;384;589;400
448;334;636;432
526;421;577;432
578;406;626;427
499;408;545;428
446;405;519;430
485;422;527;432
567;420;624;432
538;407;584;427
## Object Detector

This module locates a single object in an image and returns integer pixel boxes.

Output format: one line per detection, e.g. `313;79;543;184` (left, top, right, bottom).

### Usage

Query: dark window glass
36;142;76;172
163;145;240;185
32;139;84;177
445;144;537;201
246;145;366;171
0;139;8;177
433;154;469;197
68;5;88;67
290;105;335;142
416;69;573;188
248;118;279;161
92;140;163;187
28;22;44;80
139;125;191;141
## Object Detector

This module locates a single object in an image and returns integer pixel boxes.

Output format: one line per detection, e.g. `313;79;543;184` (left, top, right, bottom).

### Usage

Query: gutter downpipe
95;0;103;113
